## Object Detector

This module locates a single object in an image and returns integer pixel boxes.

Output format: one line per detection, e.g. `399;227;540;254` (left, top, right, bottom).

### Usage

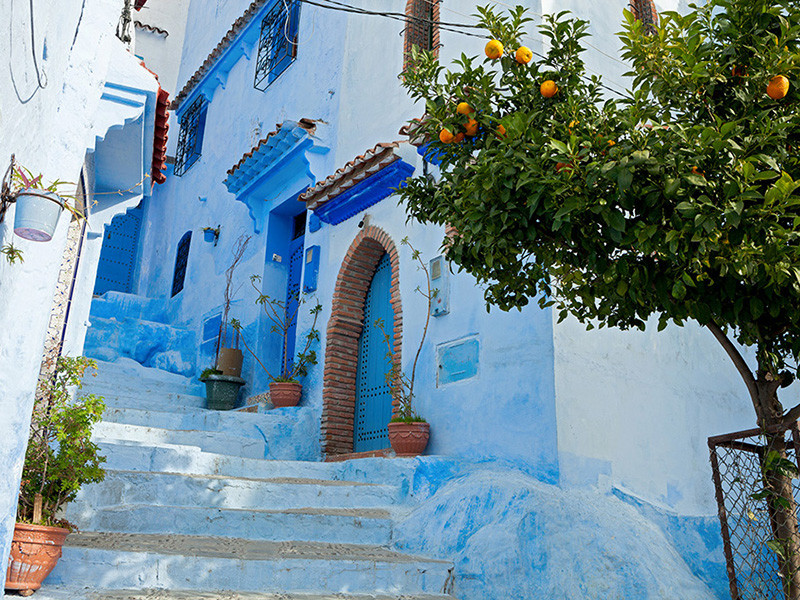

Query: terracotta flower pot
269;381;302;408
5;522;69;595
216;347;243;377
387;421;430;457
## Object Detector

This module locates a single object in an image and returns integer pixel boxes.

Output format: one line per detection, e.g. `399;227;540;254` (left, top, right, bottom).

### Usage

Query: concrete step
96;440;438;487
49;532;453;595
82;358;204;397
63;503;393;545
32;588;458;600
73;469;400;511
93;422;267;460
89;388;208;412
91;291;170;323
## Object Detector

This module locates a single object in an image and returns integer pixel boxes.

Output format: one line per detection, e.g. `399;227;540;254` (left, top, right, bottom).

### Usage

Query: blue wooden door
94;205;143;295
353;253;394;452
283;234;304;375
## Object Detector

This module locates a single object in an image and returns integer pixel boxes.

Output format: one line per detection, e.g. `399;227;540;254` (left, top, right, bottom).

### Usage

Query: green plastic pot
202;374;245;410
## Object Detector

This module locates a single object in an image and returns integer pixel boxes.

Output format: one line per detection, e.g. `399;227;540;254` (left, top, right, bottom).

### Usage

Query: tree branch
705;321;759;412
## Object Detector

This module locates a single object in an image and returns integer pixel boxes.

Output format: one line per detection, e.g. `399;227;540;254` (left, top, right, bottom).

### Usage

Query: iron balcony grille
254;0;300;91
174;96;207;176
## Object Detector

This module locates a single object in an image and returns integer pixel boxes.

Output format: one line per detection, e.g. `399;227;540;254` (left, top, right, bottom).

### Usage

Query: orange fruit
453;132;465;143
731;65;747;78
607;140;616;146
465;119;479;136
457;102;474;115
767;75;790;100
485;40;504;60
439;129;455;144
540;80;558;98
496;124;506;137
515;46;533;64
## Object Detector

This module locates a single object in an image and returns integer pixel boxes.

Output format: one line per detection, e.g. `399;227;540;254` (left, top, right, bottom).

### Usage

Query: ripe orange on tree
540;80;558;98
453;132;465;143
439;128;455;144
485;39;504;60
465;119;479;136
767;75;790;100
495;124;507;137
515;46;533;64
457;102;474;115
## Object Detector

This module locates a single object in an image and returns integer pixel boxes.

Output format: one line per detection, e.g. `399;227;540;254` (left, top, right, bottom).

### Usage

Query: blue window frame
171;231;192;297
253;0;300;91
174;96;207;176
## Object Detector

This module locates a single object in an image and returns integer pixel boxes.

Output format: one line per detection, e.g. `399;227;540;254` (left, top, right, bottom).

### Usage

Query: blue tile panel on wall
312;160;415;226
302;245;320;293
437;336;479;386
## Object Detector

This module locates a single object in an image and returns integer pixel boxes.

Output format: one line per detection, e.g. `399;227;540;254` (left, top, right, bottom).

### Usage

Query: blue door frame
282;234;304;375
353;253;394;452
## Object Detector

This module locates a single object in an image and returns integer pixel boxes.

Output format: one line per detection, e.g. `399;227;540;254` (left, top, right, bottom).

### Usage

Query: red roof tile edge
226;118;317;178
299;141;405;207
171;0;268;111
139;60;170;186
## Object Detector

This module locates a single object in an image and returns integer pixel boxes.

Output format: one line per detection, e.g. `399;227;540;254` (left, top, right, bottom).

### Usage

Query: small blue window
171;231;192;297
174;96;207;176
253;0;300;90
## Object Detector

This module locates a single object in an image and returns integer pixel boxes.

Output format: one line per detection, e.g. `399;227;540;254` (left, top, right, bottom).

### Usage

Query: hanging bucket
203;228;217;243
13;189;64;242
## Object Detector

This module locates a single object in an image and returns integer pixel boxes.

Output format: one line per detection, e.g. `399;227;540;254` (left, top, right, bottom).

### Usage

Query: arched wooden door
353;253;394;452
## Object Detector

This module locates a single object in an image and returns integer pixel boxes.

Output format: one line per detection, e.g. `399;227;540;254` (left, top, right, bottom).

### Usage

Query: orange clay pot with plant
233;276;321;409
375;238;434;457
6;357;105;596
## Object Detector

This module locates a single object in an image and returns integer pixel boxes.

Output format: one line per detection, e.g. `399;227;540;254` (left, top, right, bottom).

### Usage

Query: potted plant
214;234;251;378
7;164;81;242
199;367;245;411
376;238;434;457
233;276;321;408
6;357;105;595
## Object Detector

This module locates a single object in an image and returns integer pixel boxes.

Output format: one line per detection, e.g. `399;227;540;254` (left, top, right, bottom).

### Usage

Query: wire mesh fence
709;423;800;600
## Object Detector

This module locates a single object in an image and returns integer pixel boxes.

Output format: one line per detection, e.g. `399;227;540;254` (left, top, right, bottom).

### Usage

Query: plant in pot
233;275;321;408
376;238;434;457
3;161;82;242
214;234;251;378
6;356;105;595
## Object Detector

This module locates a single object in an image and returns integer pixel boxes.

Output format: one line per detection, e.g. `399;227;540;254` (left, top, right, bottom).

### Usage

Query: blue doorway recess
283;233;304;374
353;253;394;452
94;204;143;295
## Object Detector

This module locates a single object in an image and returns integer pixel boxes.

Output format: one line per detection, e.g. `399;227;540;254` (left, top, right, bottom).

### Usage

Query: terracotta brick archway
320;225;402;458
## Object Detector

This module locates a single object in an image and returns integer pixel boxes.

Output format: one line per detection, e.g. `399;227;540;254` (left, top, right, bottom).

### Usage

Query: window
171;231;192;297
630;0;658;33
404;0;439;66
254;0;300;91
174;96;207;176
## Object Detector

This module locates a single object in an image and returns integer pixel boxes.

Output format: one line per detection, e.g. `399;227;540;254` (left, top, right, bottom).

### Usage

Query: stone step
94;422;267;460
91;291;170;324
88;388;208;412
48;532;453;595
32;588;458;600
63;503;393;545
97;440;440;487
73;469;400;511
83;358;205;396
99;405;320;461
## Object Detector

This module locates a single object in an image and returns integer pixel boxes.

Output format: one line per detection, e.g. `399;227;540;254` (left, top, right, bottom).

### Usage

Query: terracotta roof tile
171;0;269;110
139;61;170;186
299;141;405;209
226;118;317;177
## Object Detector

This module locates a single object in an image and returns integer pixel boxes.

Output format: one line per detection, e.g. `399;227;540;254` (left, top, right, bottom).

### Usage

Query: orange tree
399;1;800;593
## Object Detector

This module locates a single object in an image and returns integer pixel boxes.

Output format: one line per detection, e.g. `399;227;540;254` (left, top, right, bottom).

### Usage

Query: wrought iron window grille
254;0;301;91
171;231;192;297
174;97;207;176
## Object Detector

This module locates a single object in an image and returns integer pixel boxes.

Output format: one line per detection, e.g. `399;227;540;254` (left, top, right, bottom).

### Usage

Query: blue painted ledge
312;160;415;226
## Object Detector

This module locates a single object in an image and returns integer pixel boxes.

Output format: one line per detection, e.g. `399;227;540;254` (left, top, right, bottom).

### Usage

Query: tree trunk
755;376;800;600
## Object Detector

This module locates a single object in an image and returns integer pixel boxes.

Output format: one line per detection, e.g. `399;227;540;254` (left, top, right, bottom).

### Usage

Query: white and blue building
1;0;782;598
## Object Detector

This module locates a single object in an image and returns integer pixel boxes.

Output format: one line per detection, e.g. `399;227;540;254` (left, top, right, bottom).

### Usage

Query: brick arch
321;225;402;457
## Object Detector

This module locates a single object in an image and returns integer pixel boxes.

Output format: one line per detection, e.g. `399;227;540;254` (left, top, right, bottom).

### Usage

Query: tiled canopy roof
139;61;170;186
299;142;405;209
171;0;268;110
224;119;317;195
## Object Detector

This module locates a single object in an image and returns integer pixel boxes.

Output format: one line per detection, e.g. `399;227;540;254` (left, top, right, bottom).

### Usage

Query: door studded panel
94;205;143;295
353;253;395;452
283;234;304;373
